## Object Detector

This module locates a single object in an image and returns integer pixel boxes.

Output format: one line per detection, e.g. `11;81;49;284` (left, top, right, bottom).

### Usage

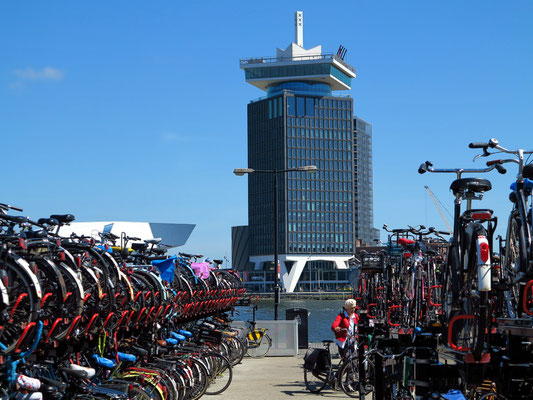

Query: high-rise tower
236;11;376;292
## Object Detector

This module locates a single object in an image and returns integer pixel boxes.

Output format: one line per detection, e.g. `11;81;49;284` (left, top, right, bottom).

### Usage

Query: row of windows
288;180;353;191
288;203;354;220
287;96;352;119
288;200;355;213
288;222;354;233
288;243;354;254
289;96;351;111
245;64;351;87
288;148;352;161
288;116;353;131
288;117;350;130
287;137;353;151
288;204;353;215
288;170;353;182
289;210;354;223
288;190;353;202
289;232;352;244
288;159;353;173
268;97;283;119
287;128;352;141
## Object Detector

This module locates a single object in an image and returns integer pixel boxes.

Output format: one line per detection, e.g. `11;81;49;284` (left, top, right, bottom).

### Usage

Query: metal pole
274;170;280;320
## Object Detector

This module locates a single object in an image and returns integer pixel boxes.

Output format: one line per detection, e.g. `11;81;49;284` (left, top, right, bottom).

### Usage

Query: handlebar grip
486;159;503;166
495;164;507;174
418;161;431;174
469;142;488;149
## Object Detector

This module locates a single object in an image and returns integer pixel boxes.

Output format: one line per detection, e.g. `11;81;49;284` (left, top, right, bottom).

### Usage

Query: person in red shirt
331;298;359;360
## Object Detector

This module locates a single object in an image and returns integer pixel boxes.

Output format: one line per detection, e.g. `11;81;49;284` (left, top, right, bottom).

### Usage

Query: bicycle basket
303;348;330;371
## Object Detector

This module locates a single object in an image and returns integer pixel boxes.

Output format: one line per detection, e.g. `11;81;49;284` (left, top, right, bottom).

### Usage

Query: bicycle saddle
450;178;491;195
116;352;136;362
397;238;416;246
178;329;193;338
39;376;67;392
50;214;75;224
91;354;116;369
170;331;186;341
37;218;59;226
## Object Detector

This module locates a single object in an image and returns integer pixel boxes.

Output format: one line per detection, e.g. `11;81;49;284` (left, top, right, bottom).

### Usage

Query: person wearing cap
331;298;359;359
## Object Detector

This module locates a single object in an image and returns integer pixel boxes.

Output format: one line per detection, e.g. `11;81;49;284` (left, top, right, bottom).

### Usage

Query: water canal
233;298;346;343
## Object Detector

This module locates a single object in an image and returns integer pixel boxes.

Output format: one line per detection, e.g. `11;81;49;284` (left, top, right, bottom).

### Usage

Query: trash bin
286;308;308;349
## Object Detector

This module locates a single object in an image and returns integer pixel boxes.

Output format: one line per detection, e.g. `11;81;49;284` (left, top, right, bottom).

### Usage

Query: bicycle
468;139;533;318
303;331;359;397
419;157;505;361
245;304;272;358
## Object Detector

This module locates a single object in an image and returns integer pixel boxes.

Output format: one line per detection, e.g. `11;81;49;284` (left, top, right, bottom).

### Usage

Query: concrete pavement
215;354;355;399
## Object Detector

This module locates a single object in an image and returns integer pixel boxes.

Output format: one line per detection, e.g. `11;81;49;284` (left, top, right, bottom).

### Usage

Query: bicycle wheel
0;259;40;354
304;366;329;394
472;291;488;361
204;352;233;395
338;358;360;398
247;332;272;358
505;212;527;315
128;386;153;400
186;357;209;400
228;336;245;366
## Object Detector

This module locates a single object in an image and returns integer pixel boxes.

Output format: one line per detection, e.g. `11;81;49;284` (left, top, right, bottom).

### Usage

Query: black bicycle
419;157;505;361
303;331;359;397
469;139;533;318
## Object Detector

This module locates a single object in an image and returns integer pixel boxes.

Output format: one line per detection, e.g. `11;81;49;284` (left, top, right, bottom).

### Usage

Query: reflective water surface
233;299;345;343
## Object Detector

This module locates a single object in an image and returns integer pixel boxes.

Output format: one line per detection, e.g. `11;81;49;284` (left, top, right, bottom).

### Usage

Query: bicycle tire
338;358;360;398
247;332;271;358
186;357;209;400
204;352;233;395
229;336;246;366
304;365;329;394
505;211;528;274
128;386;154;400
472;291;488;361
0;258;40;354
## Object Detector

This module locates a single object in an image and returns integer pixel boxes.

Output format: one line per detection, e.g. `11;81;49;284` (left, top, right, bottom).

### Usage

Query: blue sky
1;1;532;261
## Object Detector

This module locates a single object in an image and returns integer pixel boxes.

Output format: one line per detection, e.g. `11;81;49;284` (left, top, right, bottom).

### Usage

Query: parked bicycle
303;329;359;397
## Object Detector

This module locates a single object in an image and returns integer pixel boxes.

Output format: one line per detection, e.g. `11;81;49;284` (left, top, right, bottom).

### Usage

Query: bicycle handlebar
469;142;490;149
364;346;414;360
418;161;505;176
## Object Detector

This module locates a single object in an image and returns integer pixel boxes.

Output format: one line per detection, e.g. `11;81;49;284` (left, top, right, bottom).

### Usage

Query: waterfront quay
250;291;353;300
217;350;352;400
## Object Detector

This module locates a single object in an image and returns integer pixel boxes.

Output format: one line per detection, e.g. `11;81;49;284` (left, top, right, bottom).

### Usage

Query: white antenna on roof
295;11;303;47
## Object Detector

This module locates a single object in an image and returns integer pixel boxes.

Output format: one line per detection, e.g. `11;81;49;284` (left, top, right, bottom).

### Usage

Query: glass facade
354;117;379;245
245;64;352;88
248;90;357;256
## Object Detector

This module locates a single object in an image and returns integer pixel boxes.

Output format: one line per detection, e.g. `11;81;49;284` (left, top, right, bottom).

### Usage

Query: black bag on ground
304;348;330;371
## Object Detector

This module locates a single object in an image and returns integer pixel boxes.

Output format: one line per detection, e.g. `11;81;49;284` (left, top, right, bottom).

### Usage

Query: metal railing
240;53;356;74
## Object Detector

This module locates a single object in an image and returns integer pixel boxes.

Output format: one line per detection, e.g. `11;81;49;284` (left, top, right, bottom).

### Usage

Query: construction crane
425;186;453;234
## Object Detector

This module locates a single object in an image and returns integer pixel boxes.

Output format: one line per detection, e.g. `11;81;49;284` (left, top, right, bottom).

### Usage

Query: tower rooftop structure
240;11;355;93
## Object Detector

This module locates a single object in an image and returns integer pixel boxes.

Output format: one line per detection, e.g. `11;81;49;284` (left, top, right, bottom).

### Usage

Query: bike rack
522;280;533;316
367;303;377;319
448;314;475;352
387;305;402;327
428;285;443;307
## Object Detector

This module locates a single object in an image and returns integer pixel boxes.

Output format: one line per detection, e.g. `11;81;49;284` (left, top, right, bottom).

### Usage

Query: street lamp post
234;165;317;320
